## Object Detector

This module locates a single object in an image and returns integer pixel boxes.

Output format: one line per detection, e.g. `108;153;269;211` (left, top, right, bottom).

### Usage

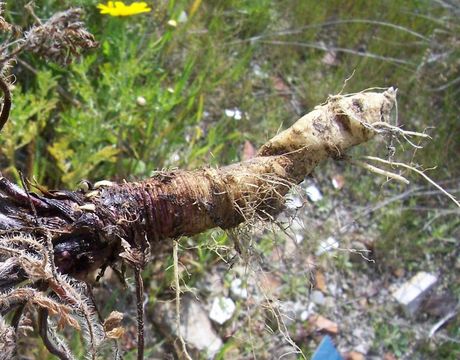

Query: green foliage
374;320;413;357
0;71;59;182
7;0;456;187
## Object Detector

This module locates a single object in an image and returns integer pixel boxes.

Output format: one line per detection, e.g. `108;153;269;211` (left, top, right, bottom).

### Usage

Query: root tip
384;87;398;103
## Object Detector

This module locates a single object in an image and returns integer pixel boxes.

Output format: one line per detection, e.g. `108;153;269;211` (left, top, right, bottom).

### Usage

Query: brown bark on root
0;88;396;283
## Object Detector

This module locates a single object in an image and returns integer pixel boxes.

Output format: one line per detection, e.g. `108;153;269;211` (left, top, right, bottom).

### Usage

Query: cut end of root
384;86;398;103
258;88;397;169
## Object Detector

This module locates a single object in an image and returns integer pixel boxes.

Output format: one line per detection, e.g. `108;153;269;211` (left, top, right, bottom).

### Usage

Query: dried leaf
106;327;125;340
33;295;81;330
19;256;49;281
57;311;81;331
345;351;365;360
331;174;345;190
119;239;141;266
383;352;397;360
393;268;405;278
315;271;327;293
309;314;339;334
119;239;149;268
104;311;124;332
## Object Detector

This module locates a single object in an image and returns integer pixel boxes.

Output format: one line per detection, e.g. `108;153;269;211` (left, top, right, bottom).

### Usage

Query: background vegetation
1;0;458;358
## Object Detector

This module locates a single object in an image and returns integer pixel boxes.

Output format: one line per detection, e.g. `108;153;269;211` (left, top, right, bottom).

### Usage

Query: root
370;122;431;149
173;240;193;360
0;75;11;132
134;268;145;360
0;88;402;357
363;156;460;208
39;308;74;360
349;158;410;184
0;233;105;360
258;276;307;360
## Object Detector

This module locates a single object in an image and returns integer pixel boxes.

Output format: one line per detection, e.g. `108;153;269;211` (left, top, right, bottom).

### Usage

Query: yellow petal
98;1;151;17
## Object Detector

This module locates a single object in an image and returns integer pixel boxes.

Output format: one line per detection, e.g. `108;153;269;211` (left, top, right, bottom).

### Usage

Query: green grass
5;0;456;187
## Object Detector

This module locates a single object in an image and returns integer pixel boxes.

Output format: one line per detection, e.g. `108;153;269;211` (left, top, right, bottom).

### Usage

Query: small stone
323;297;335;308
230;278;248;299
167;19;177;27
300;309;310;322
272;75;291;94
279;301;313;324
252;63;268;78
224;108;243;120
391;272;437;316
322;50;339;66
288;217;305;245
295;233;304;244
286;195;303;209
209;297;236;325
354;343;369;355
327;282;340;297
78;204;96;212
152;295;222;358
306;185;323;202
311;290;326;306
316;237;339;256
136;96;147;106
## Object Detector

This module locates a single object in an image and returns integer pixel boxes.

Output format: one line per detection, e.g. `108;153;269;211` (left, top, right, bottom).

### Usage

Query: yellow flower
97;1;151;17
